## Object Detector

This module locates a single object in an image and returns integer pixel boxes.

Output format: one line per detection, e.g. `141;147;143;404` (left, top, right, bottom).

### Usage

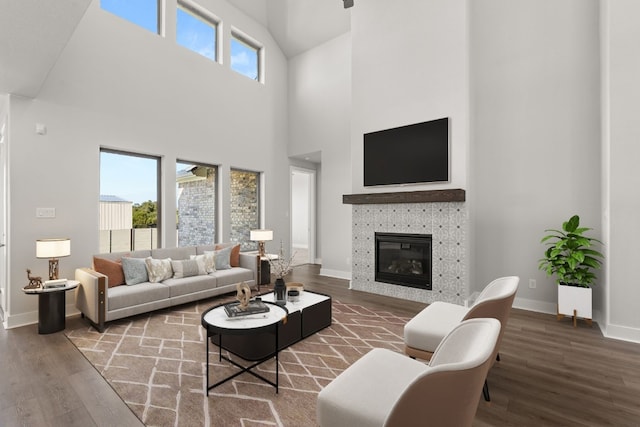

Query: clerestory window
100;0;159;34
176;1;219;62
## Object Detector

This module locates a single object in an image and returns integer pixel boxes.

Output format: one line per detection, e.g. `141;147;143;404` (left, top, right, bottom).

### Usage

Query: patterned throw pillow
171;259;206;279
93;256;125;288
145;257;173;283
121;257;149;285
190;253;215;274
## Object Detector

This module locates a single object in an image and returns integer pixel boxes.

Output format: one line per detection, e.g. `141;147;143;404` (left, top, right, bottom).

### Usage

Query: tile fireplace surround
344;189;468;305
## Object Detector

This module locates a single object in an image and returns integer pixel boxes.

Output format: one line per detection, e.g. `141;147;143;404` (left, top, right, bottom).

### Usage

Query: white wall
288;33;352;278
350;0;469;194
470;0;602;313
602;0;640;341
4;0;290;327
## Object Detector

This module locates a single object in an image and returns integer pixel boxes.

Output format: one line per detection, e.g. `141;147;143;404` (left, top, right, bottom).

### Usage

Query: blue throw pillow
122;257;149;285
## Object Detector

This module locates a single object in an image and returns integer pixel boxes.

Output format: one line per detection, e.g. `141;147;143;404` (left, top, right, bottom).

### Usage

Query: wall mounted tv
363;117;449;187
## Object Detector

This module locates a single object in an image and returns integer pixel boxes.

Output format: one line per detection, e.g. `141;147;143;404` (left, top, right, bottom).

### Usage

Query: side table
22;280;79;334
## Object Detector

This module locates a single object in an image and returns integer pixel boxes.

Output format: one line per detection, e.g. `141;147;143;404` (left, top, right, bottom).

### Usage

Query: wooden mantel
342;189;465;205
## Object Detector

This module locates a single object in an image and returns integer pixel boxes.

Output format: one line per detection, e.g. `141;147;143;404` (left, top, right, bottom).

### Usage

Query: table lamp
36;238;71;280
250;229;273;257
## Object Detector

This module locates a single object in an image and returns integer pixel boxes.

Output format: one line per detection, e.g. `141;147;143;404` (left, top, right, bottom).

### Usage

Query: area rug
65;296;411;426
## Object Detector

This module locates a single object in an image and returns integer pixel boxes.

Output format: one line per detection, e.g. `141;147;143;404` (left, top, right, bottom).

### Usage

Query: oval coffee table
201;300;288;395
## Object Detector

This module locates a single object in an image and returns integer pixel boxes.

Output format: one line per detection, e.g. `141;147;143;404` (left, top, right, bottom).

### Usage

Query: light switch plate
36;207;56;218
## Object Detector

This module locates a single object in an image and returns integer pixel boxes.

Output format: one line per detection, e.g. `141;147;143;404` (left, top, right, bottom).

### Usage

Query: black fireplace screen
375;232;432;290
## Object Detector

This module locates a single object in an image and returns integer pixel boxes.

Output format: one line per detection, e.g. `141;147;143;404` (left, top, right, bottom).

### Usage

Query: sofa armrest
75;268;107;332
239;252;259;282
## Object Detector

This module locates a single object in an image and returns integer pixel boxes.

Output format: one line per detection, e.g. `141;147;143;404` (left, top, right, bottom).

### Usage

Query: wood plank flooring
1;264;639;426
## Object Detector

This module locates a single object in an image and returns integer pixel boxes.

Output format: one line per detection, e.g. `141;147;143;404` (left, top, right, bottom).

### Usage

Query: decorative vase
274;278;287;306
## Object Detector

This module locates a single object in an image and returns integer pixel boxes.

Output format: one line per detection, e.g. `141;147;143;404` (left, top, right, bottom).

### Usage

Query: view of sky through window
100;0;158;34
100;151;158;203
177;7;216;61
231;38;259;80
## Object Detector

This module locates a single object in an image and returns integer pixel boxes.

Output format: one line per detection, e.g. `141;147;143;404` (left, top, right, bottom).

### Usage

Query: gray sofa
75;245;258;332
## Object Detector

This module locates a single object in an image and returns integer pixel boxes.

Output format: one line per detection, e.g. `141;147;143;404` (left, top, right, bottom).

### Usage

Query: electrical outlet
529;279;536;289
36;207;56;218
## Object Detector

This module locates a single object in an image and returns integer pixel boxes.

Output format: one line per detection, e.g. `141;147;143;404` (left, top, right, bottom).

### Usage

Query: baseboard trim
319;268;351;281
601;322;640;344
513;297;557;315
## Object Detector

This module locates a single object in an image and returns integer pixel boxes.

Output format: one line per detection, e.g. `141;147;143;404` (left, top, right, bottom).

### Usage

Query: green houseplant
539;214;604;326
538;214;604;287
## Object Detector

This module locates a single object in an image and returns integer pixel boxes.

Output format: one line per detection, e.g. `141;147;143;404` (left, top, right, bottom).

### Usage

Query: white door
290;167;316;265
0;115;6;317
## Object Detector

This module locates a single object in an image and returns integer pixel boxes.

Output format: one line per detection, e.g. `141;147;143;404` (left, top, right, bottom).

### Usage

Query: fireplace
375;232;432;290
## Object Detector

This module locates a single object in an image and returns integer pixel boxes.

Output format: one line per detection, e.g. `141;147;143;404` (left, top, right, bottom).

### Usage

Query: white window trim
230;27;264;83
177;0;222;64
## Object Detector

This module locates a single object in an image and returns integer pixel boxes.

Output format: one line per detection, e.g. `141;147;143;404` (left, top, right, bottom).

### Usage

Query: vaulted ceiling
0;0;350;98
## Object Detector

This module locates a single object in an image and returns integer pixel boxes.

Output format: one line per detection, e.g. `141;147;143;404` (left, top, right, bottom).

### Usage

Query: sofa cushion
108;282;170;311
152;247;196;260
121;257;149;285
145;257;173;283
171;259;205;278
162;275;218;298
213;267;254;287
215;243;241;267
190;253;215;273
93;256;125;288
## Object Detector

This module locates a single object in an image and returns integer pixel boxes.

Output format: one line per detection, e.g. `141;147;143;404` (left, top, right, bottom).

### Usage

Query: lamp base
48;258;59;281
258;241;266;258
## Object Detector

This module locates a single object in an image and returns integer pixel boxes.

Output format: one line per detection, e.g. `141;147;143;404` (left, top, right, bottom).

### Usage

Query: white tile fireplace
344;190;468;305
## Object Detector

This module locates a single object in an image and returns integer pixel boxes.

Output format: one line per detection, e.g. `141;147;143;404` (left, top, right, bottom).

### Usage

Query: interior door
0;116;6;317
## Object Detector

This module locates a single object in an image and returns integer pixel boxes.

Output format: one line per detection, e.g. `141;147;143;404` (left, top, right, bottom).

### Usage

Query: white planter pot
557;285;592;324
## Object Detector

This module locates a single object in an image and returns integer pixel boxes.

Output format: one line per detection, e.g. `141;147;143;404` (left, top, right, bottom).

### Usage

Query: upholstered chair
317;318;501;427
403;276;519;400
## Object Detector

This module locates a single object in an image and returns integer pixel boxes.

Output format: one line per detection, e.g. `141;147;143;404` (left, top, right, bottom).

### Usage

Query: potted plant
268;242;296;306
538;214;604;326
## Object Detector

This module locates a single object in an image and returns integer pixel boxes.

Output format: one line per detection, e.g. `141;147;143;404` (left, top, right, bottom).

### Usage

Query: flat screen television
363;117;449;187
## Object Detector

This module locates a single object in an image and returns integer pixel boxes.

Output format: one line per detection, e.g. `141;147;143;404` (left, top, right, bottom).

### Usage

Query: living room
0;0;639;424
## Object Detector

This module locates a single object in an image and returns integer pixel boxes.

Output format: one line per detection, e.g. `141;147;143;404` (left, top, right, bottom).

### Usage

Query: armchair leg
496;353;501;362
482;380;491;402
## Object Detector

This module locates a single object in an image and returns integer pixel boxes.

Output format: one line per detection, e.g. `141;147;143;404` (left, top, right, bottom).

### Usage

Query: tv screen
364;117;449;187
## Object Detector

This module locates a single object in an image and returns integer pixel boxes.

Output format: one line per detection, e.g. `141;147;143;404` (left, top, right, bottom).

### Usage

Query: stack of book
224;300;270;318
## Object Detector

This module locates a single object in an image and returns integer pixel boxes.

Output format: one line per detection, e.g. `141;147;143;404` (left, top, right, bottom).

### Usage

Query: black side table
22;280;78;334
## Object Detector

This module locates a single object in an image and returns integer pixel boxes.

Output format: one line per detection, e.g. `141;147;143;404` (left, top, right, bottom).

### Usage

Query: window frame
176;160;219;247
230;28;264;83
99;148;162;251
176;0;221;63
230;168;262;251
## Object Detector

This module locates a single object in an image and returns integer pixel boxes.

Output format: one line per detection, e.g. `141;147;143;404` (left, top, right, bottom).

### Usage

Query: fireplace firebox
375;232;432;290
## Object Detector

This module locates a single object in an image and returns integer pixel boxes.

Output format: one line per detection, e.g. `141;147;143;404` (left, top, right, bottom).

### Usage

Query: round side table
22;280;79;334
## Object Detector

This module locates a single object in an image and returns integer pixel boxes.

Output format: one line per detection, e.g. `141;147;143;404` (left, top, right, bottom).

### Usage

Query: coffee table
209;290;332;361
201;301;288;395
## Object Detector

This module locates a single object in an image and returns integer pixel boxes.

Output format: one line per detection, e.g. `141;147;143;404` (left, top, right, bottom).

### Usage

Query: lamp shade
250;229;273;242
36;238;71;258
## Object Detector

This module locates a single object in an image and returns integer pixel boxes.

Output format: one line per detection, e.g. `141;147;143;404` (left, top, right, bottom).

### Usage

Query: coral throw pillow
93;256;125;288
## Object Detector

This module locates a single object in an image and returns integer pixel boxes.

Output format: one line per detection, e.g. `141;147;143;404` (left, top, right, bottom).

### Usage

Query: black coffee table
201;301;288;394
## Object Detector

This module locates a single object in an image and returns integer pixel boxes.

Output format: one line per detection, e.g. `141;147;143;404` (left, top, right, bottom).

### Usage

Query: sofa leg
482;379;491;402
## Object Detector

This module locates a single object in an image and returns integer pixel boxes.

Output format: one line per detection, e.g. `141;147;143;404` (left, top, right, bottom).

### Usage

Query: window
231;31;261;81
230;169;260;251
176;161;218;247
176;1;218;62
100;149;161;252
100;0;159;34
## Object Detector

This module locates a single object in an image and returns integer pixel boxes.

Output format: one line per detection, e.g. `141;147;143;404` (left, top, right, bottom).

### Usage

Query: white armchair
317;318;501;427
404;276;519;400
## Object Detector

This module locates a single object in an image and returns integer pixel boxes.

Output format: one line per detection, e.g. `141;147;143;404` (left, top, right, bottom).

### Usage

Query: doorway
290;167;316;266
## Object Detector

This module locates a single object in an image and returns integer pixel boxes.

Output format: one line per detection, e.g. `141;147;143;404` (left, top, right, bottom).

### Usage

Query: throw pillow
208;245;233;270
121;257;149;285
93;256;125;288
190;253;216;274
215;243;241;267
145;257;173;283
171;259;205;279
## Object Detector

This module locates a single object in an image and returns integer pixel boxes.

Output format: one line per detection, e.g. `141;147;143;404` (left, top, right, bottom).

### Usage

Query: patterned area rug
65;296;410;426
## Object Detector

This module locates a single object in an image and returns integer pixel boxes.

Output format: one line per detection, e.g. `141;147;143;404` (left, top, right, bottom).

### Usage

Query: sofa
75;244;258;332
